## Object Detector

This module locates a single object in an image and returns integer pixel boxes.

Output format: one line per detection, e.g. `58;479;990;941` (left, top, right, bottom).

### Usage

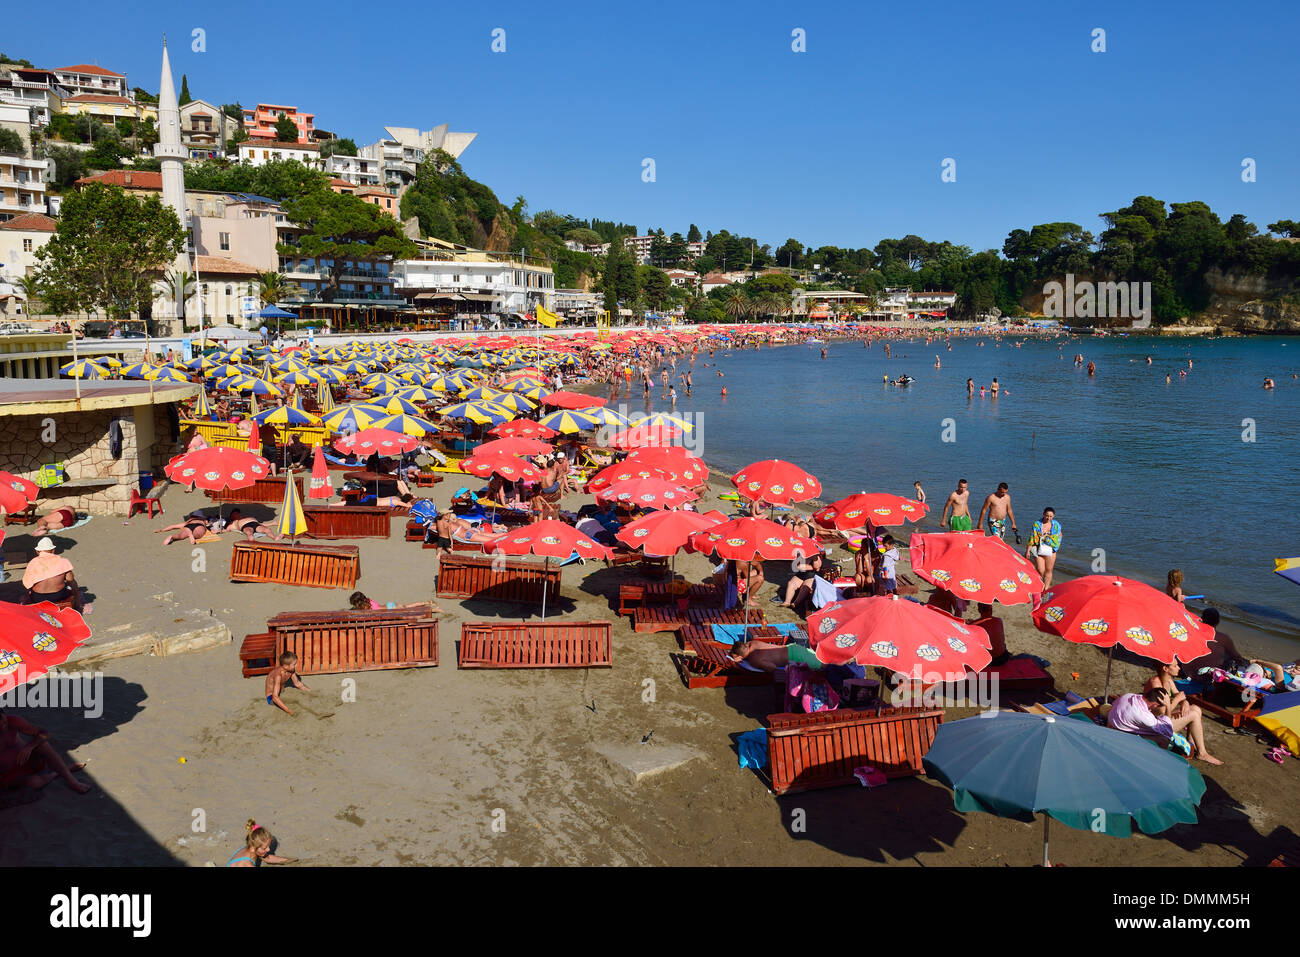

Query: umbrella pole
1042;815;1050;868
541;556;548;620
1103;646;1114;703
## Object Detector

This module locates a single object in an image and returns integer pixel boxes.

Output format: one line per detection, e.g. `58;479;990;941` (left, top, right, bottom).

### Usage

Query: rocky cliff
1189;268;1300;334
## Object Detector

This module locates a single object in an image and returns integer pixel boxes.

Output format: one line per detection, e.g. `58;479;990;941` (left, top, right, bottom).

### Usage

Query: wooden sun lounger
230;540;360;589
435;552;562;605
206;474;303;505
1187;691;1264;729
671;627;783;688
633;605;758;634
457;621;612;669
618;582;722;616
238;605;439;677
766;706;945;795
303;505;391;539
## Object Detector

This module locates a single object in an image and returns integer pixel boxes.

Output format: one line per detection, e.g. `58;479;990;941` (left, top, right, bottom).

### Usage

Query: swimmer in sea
1264;377;1275;390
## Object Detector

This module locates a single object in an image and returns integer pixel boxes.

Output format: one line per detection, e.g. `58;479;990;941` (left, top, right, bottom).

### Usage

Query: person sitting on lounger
1144;660;1191;716
22;537;83;611
224;509;281;542
0;711;90;794
1107;687;1222;766
348;591;440;613
775;552;825;607
33;507;77;535
265;651;311;716
158;512;211;546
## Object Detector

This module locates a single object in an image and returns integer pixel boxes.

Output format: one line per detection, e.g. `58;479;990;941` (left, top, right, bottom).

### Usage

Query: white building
663;268;697;289
53;64;130;101
622;234;654;264
0;67;69;127
394;238;554;314
325;153;381;186
237;140;323;169
179;99;240;158
552;288;602;319
0;212;56;285
0;154;49;221
359;124;477;187
686;240;706;260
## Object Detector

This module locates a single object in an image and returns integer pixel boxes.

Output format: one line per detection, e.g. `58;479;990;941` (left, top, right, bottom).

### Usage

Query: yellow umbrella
277;471;308;543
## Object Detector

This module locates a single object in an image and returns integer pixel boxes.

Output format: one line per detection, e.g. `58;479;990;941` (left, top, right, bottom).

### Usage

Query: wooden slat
303;505;391;540
230;540;360;588
458;621;612;669
206;475;304;504
435;553;561;605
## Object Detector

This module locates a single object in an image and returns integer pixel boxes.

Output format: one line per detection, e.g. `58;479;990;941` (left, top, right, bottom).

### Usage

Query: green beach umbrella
923;711;1206;866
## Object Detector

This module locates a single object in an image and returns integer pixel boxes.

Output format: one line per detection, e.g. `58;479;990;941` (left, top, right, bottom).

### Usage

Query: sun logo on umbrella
0;649;22;674
181;468;195;477
999;579;1017;592
38;612;62;629
1125;626;1153;645
1168;621;1188;641
204;471;220;481
770;484;786;495
959;578;981;592
818;617;837;634
1044;605;1065;623
541;536;560;545
930;569;951;582
792;483;804;494
869;640;898;659
917;644;941;662
844;509;861;519
1017;571;1033;585
633;529;648;538
834;633;857;648
947;637;968;653
873;508;891;516
763;536;784;547
725;537;747;547
640;494;655;503
8;481;23;491
31;632;57;652
231;470;246;481
1080;618;1110;637
746;481;761;491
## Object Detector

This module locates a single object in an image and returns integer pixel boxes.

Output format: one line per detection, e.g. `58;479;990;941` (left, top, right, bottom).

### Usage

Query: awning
459;292;498;303
414;292;466;302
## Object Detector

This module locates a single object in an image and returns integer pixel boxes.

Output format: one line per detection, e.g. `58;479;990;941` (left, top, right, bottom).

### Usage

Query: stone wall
0;404;161;516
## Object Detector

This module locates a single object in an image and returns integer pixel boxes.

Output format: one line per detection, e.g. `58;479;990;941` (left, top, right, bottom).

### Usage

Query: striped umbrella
252;404;321;429
538;409;601;434
276;469;308;544
629;411;694;433
318;380;336;413
491;393;538;414
149;366;191;383
60;359;110;379
461;386;507;402
193;388;212;419
369;394;425;416
118;361;156;379
320;404;386;434
437;401;515;426
275;369;322;387
371;413;438;436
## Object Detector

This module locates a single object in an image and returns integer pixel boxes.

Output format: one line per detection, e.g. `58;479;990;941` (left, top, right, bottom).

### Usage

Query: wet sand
0;474;1295;867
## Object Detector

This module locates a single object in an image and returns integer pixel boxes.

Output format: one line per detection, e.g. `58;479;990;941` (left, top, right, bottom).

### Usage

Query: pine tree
178;74;192;106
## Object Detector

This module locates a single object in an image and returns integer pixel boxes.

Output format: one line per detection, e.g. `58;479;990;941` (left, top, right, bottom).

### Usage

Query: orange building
241;103;315;144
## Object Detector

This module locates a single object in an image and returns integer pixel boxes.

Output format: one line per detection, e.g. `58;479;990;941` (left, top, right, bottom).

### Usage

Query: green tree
776;237;803;268
255;270;303;306
227;127;249;153
320;137;358;158
723;289;751;322
0;128;24;155
44;145;88;189
220;103;243;122
278;189;416;303
639;265;670;310
274;112;299;142
178;74;192;106
686;223;702;243
35;182;185;320
17;276;44;319
1267;219;1300;238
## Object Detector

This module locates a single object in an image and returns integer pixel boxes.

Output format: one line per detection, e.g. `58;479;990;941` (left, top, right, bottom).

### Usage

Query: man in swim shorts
977;482;1018;540
941;479;973;531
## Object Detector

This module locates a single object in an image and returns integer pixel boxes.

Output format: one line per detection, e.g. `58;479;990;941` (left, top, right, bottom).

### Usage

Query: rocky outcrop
1187;268;1300;334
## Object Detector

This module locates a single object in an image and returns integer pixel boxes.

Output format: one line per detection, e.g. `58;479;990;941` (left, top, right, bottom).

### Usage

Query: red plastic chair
128;486;163;518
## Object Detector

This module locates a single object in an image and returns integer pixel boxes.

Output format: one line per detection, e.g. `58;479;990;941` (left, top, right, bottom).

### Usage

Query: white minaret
154;38;190;325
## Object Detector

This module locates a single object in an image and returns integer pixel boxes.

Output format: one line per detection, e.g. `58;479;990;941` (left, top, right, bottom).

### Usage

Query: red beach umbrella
807;594;993;675
1031;575;1214;666
909;531;1042;606
458;454;542;484
625;447;708;487
0;470;39;504
815;492;928;530
687;516;820;562
616;508;725;557
0;479;32;515
595;478;698;510
489;421;559;440
543;390;606;410
308;444;333;500
164;446;271;493
606;423;681;449
586;461;673;494
488;519;612;618
333;428;420;457
0;601;92;695
732;459;821;505
474;437;552;457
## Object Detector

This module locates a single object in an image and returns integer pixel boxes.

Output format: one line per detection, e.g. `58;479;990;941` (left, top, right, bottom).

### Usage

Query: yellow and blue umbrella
1274;557;1300;588
275;369;322;386
318;380;336;413
492;393;538;414
252;404;321;428
630;411;693;433
320;404;385;434
149;366;191;383
193;388;212;419
394;385;440;403
538;409;601;434
371;412;438;436
60;359;110;379
369;394;425;416
118;361;156;379
276;470;308;544
437;401;515;426
1255;691;1300;754
580;407;630;428
461;385;506;402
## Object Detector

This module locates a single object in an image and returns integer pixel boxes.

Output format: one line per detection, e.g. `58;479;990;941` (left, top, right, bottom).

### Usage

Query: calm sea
618;332;1300;653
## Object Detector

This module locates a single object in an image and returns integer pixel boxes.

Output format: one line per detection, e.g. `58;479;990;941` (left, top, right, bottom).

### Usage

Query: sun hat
35;536;56;552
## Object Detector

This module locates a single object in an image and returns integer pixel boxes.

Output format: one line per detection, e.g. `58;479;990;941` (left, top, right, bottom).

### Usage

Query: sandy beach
1;469;1294;868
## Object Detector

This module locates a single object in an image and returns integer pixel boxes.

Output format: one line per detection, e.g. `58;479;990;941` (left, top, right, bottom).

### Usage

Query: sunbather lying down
727;640;823;672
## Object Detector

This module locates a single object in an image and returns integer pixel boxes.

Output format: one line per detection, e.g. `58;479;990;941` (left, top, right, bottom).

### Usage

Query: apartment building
0;67;68;126
358;124;477;186
0;154;49;221
241;103;315;144
324;153;381;186
394;238;554;314
53;64;130;100
188;191;287;273
61;93;157;125
0;212;56;283
179;100;239;158
237;140;323;169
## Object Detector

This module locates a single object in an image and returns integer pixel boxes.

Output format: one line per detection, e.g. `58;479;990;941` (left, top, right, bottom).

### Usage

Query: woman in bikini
33;507;77;535
224;509;281;542
227;819;295;867
158;513;210;546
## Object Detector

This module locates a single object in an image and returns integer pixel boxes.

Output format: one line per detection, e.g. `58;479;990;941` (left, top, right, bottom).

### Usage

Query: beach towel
737;728;768;769
810;575;839;610
710;622;801;645
407;499;439;525
68;514;93;530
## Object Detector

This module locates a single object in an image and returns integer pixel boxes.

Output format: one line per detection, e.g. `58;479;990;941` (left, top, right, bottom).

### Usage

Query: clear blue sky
17;0;1299;253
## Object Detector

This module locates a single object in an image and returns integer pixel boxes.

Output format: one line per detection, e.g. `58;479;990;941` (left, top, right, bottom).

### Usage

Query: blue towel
710;622;800;645
737;728;768;769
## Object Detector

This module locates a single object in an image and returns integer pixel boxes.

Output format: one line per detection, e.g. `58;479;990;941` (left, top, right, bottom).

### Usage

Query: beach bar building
0;377;195;515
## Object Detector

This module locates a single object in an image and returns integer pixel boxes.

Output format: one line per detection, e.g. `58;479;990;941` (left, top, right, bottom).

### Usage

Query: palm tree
17;276;43;320
757;292;790;320
163;269;201;329
256;270;302;308
724;289;751;323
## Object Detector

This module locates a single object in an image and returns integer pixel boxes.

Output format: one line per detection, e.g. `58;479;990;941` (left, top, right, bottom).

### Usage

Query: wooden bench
239;632;277;677
405;520;426;542
766;706;945;795
632;605;759;634
206;475;303;505
303;505;391;539
435;552;561;605
671;627;780;689
1188;692;1263;729
267;606;438;675
458;621;612;669
3;501;36;525
230;540;360;588
414;472;443;487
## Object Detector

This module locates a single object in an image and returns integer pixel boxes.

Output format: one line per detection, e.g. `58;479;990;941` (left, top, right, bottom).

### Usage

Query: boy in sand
266;652;311;716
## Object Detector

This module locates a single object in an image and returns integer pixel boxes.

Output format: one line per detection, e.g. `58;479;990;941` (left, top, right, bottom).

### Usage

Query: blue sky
16;0;1299;252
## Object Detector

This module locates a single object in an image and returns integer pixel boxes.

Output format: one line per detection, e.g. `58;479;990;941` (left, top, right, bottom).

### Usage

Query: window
219;232;230;251
22;239;32;252
225;285;233;296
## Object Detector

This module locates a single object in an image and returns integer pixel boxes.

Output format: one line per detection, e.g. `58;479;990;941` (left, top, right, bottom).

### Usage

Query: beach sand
1;474;1295;867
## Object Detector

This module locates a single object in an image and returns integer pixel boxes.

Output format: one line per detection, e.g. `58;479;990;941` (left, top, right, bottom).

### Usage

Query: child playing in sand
265;652;311;716
227;819;296;867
